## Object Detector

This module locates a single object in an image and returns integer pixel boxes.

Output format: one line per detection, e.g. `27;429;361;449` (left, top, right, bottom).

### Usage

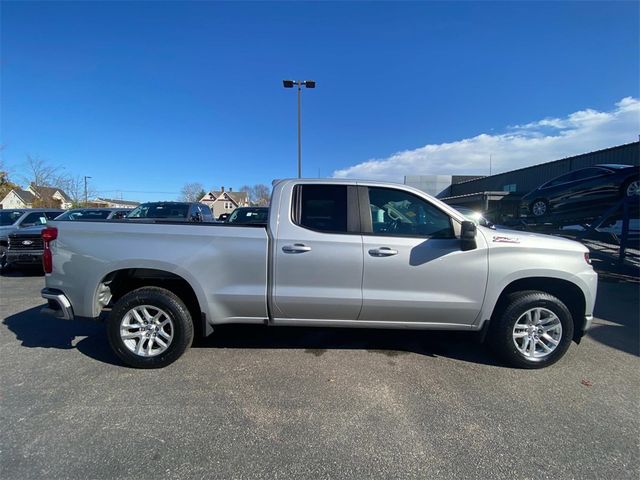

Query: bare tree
240;184;271;206
252;184;270;206
22;155;64;187
58;175;97;207
181;182;206;202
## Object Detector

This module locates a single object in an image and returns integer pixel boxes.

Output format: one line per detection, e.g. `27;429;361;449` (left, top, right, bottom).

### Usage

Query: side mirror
461;220;477;251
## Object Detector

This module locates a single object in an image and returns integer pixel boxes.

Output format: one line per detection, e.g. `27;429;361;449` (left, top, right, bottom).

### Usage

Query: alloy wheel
531;200;547;217
626;180;639;197
512;307;562;360
120;305;174;357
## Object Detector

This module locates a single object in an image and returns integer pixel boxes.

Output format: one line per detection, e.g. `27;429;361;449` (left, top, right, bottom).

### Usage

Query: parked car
520;164;639;219
4;208;131;271
0;208;64;271
41;179;596;370
226;207;269;224
217;213;230;222
126;202;213;222
452;206;495;229
56;208;133;221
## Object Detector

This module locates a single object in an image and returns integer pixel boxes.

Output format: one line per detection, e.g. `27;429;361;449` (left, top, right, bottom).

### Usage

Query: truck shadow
196;324;504;367
3;305;504;367
2;306;122;366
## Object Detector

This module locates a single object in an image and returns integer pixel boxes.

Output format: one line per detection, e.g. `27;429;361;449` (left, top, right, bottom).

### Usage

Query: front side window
544;171;578;188
367;187;453;238
20;212;49;227
296;185;348;233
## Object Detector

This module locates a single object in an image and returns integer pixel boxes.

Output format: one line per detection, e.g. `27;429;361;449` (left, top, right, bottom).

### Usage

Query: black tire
530;198;549;218
488;291;574;369
107;286;194;368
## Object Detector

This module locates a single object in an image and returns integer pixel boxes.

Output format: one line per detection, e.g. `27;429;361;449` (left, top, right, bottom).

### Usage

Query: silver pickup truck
41;179;597;369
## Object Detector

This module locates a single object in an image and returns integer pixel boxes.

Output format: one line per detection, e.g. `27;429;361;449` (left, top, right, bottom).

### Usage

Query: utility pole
297;84;302;178
84;176;92;206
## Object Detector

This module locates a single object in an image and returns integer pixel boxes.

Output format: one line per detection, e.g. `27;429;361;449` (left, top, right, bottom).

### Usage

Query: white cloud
333;97;640;182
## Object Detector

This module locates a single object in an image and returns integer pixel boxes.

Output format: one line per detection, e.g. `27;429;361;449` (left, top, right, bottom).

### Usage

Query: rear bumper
41;288;74;320
582;314;593;335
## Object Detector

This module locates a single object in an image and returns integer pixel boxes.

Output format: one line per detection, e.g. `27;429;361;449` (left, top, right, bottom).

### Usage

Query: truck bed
46;220;270;322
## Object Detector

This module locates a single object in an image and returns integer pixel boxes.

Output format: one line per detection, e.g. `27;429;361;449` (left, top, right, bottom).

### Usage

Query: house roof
30;183;72;202
13;189;37;204
95;197;140;206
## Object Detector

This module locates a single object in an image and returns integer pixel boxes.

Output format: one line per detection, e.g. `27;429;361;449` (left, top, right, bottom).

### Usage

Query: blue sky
1;1;638;201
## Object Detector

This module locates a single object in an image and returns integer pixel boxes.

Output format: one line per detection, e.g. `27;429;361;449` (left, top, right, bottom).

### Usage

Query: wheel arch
97;268;210;337
490;277;586;342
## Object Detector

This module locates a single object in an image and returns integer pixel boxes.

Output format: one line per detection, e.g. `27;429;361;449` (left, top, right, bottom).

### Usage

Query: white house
0;183;73;209
199;186;249;219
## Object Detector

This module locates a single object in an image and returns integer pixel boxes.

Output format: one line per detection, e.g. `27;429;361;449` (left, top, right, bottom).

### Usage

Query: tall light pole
283;79;316;178
84;176;92;206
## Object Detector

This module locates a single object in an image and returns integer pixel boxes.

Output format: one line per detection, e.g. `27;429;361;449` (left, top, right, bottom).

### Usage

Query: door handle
282;243;312;254
368;247;398;257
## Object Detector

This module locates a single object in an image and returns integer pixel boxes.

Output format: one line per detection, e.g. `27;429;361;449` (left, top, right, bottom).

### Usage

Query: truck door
272;184;363;321
358;186;488;326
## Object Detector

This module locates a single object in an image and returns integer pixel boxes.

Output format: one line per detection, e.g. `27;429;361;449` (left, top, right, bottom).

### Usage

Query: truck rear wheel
489;291;574;369
107;287;194;368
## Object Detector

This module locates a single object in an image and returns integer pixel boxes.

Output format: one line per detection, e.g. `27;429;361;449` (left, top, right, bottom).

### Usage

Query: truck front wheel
489;291;574;369
107;287;194;368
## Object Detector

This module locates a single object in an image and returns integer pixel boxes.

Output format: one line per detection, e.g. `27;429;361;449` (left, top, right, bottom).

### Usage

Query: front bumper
582;314;593;335
41;288;74;320
7;250;43;265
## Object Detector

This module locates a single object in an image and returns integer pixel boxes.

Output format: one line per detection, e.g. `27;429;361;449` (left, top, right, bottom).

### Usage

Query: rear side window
571;168;606;181
295;185;348;233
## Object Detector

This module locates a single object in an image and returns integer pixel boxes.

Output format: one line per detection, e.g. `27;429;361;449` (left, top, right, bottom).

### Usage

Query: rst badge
492;235;520;244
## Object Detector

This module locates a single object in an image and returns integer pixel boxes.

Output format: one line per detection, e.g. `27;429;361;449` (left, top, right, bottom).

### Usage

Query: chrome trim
583;314;593;333
41;288;74;320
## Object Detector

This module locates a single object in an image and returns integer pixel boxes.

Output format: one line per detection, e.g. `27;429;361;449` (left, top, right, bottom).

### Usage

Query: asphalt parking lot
1;271;638;480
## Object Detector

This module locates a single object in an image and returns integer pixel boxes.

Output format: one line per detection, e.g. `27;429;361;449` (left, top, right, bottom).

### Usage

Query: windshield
0;211;24;226
56;210;112;221
227;208;268;224
127;203;190;219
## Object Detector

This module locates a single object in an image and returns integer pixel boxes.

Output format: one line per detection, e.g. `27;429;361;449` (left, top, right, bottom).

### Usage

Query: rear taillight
42;227;58;273
42;227;58;242
584;252;591;265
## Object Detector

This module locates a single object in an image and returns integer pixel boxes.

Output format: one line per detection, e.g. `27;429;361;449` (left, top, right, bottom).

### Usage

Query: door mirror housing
460;220;477;251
